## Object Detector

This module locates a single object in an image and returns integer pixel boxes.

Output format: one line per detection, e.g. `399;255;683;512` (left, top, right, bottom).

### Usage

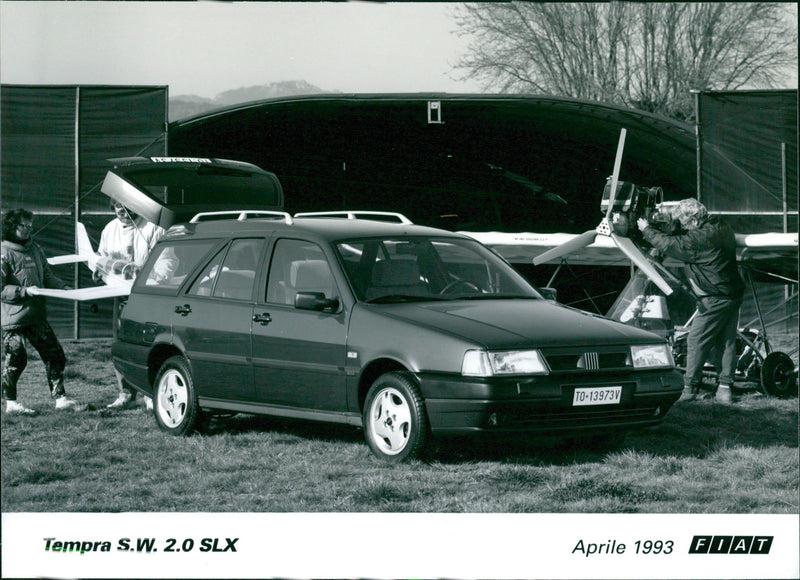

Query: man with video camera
637;198;744;404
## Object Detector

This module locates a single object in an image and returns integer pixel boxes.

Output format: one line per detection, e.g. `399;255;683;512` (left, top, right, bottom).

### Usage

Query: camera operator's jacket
641;216;744;300
1;239;67;329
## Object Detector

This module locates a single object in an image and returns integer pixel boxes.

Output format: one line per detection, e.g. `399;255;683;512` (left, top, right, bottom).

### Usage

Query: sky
2;2;796;97
0;1;484;98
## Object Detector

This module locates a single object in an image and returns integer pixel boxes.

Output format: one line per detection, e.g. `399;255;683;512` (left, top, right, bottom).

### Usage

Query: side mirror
540;287;558;302
295;292;339;312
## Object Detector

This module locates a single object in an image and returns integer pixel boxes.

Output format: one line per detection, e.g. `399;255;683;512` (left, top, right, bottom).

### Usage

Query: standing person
99;201;167;409
97;200;166;282
637;198;744;404
1;209;85;414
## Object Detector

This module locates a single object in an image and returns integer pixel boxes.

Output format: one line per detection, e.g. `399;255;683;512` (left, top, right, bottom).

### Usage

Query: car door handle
174;304;192;316
252;313;272;325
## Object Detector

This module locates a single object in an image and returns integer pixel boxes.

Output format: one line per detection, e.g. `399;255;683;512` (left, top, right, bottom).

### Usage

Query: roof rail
189;210;294;225
294;210;412;224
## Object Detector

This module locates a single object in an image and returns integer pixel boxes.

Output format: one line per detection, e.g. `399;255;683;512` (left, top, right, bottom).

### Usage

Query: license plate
572;386;622;406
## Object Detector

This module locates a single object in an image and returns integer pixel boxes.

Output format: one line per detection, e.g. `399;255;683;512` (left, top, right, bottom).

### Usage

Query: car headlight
462;349;549;376
630;344;674;369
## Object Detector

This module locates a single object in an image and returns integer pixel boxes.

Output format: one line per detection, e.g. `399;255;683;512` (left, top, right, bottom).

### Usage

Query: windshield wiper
365;295;447;304
440;293;540;300
365;293;540;304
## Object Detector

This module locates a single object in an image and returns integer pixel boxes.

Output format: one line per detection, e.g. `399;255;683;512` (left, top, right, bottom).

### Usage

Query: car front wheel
153;356;201;436
363;371;428;462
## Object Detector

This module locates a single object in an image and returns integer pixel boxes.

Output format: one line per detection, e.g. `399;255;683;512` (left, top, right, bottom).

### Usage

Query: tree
453;2;797;121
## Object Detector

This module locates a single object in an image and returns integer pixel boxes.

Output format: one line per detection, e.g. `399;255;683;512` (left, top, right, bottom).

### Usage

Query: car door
251;237;348;411
172;238;266;402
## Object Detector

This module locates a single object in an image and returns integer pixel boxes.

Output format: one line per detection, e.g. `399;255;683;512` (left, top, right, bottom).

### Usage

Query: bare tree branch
453;2;797;121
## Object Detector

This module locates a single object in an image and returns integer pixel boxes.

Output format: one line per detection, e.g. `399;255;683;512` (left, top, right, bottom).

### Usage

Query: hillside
169;80;330;122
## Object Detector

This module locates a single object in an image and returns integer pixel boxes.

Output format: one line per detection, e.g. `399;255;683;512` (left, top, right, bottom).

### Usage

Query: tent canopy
169;93;698;235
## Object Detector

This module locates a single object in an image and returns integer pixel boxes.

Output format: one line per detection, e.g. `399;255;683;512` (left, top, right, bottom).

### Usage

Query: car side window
142;241;217;291
186;247;226;297
266;239;337;305
212;238;265;300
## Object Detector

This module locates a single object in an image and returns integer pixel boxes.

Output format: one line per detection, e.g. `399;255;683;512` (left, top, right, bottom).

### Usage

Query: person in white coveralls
101;201;166;409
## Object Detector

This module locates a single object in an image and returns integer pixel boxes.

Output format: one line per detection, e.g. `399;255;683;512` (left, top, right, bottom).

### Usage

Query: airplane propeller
532;128;674;296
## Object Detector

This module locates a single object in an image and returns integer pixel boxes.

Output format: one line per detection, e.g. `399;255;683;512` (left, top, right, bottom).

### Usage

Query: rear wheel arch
148;344;185;388
153;354;203;436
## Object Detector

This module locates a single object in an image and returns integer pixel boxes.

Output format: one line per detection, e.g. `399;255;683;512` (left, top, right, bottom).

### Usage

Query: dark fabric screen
79;87;168;213
698;90;798;234
1;85;167;338
698;90;798;337
1;87;76;214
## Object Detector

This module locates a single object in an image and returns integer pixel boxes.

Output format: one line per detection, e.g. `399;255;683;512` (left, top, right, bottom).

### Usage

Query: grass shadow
424;433;624;465
202;412;364;445
195;392;798;466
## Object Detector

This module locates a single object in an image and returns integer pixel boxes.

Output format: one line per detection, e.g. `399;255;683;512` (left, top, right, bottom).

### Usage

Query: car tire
153;355;202;436
761;351;797;398
363;371;428;462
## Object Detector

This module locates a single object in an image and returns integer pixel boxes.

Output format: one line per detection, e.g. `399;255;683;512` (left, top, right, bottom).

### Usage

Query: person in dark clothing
1;209;86;414
637;198;744;404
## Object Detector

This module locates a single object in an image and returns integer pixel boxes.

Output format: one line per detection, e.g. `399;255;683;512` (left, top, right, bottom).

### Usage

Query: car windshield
335;236;542;303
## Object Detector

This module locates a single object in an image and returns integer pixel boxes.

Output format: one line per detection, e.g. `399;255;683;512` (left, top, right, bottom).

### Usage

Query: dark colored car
111;207;683;461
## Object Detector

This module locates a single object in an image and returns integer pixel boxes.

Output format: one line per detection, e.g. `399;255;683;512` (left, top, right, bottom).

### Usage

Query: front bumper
418;370;683;435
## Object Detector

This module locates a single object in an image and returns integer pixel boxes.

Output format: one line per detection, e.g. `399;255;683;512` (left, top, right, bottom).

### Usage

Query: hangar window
428;101;442;124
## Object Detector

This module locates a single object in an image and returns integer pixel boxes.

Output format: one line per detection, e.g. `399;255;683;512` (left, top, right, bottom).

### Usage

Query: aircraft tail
75;222;98;272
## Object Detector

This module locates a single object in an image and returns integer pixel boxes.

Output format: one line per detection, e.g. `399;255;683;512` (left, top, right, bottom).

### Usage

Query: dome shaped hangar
167;93;696;235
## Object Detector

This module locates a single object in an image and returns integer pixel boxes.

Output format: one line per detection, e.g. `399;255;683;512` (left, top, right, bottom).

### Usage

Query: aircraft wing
463;229;799;284
735;232;798;283
461;231;634;266
47;254;85;266
27;282;132;301
735;232;798;249
39;222;135;301
735;232;798;263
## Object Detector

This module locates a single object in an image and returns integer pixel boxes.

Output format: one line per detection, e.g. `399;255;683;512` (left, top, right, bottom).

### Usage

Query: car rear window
186;238;265;301
139;240;219;292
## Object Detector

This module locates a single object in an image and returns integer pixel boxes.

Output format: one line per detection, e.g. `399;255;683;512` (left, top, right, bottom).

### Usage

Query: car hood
371;299;663;349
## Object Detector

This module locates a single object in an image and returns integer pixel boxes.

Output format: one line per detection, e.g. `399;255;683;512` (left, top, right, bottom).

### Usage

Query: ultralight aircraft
463;130;798;397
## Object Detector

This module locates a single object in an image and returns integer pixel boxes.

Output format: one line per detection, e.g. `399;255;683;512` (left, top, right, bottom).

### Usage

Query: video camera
600;179;674;239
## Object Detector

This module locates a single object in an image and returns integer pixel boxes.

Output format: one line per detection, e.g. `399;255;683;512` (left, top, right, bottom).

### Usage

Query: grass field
2;339;798;514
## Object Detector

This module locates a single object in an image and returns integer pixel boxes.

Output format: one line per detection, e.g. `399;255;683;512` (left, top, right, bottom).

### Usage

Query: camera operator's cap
676;198;708;222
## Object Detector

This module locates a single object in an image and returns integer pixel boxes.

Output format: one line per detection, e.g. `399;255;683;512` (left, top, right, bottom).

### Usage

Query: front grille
583;351;600;370
493;403;663;431
545;351;630;372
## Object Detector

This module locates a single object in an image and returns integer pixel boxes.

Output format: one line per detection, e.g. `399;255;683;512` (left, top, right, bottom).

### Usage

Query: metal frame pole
692;90;702;201
164;86;170;156
782;142;787;233
73;87;81;340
